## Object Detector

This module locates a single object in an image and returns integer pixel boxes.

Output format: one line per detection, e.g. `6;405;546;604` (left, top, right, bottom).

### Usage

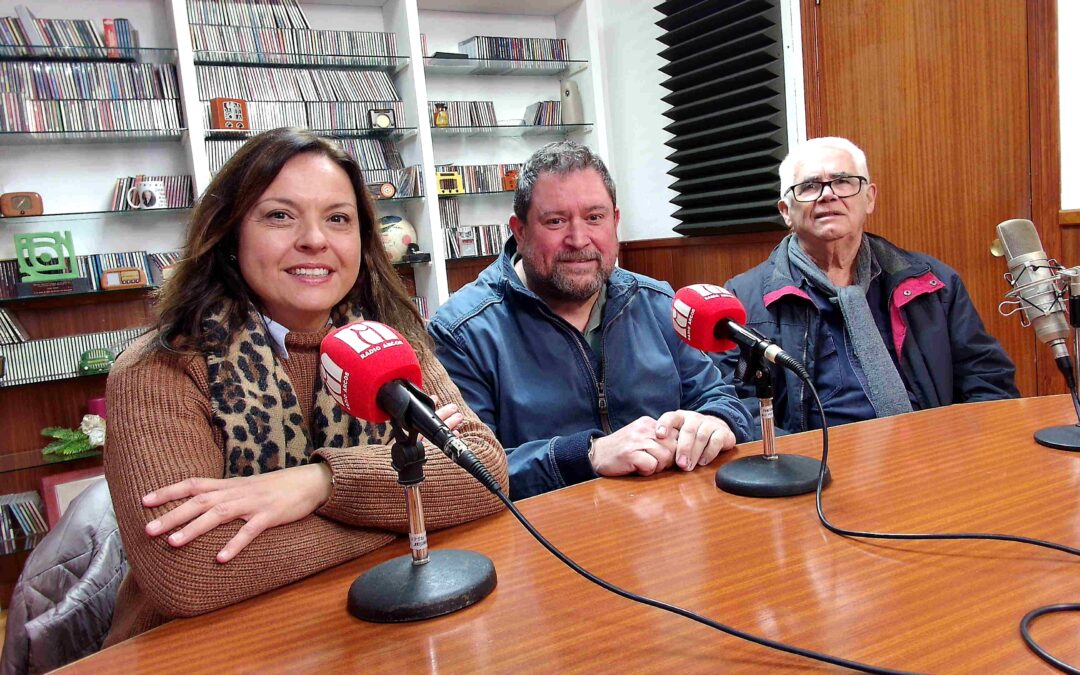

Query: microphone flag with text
993;219;1080;451
672;285;828;497
319;320;497;622
321;321;482;467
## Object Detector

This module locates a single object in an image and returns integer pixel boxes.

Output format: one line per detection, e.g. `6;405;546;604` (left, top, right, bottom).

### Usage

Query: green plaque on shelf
14;231;78;282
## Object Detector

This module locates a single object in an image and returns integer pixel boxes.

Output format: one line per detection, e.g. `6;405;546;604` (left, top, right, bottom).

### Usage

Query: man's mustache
555;251;602;263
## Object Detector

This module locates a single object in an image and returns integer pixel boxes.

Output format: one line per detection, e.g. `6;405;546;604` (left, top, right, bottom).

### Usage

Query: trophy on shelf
13;231;91;297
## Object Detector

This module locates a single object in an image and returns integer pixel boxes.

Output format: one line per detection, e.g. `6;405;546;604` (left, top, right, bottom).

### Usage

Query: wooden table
63;396;1080;673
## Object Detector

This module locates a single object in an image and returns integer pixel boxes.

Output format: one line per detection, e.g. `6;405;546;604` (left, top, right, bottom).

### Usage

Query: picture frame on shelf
41;467;106;529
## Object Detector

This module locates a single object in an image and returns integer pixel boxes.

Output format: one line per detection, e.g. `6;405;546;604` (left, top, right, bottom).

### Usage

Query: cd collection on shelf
191;26;399;62
0;61;182;133
147;251;183;285
0;492;48;554
337;138;403;170
428;100;496;127
186;0;311;29
0;6;137;59
523;100;561;125
197;65;404;131
206;138;423;197
0;326;143;387
435;162;522;194
439;198;510;259
0;308;28;345
411;296;428;320
201;100;405;133
363;167;422;198
458;35;569;61
110;175;194;211
196;66;400;102
0;248;184;299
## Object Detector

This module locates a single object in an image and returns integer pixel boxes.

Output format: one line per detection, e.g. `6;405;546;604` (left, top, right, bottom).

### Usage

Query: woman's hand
143;462;333;563
436;402;464;435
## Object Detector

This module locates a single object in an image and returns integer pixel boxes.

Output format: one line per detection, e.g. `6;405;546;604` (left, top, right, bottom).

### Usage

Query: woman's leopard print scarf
202;303;390;477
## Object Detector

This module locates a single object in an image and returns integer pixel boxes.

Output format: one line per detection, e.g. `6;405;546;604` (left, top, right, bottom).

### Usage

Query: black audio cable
789;370;1080;673
457;449;914;674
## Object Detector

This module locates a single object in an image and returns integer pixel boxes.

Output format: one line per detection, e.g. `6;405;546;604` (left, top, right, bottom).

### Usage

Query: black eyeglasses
785;176;867;202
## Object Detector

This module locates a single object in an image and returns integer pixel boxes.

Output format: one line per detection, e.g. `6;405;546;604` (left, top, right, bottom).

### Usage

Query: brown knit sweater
103;329;509;645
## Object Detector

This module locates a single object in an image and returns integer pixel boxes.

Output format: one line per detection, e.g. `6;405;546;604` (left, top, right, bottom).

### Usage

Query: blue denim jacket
718;234;1019;433
429;238;754;500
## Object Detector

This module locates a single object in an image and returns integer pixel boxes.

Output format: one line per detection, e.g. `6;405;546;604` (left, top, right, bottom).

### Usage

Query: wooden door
803;0;1061;396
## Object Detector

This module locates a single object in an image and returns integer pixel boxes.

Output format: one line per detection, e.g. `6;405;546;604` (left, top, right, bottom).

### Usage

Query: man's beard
521;247;613;302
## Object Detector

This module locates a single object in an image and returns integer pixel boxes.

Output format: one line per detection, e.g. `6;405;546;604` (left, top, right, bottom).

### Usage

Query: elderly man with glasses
717;137;1018;433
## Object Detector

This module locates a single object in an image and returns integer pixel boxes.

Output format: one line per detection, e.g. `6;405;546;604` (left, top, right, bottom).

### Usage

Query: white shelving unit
0;0;609;312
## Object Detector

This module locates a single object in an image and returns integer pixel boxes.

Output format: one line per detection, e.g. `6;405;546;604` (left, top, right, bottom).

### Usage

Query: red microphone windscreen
672;284;747;352
319;321;423;422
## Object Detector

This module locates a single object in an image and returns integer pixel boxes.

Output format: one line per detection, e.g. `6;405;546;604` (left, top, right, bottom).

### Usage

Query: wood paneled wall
619;231;785;288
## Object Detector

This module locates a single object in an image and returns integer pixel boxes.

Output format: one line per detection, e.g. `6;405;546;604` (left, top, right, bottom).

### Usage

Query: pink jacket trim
890;273;945;357
763;285;811;308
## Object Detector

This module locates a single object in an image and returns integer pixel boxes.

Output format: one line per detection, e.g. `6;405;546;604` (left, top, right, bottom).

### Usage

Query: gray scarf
785;234;913;418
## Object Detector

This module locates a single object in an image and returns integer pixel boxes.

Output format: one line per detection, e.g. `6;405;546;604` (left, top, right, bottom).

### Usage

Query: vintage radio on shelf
210;98;250;130
100;266;148;290
78;348;115;375
436;171;464;195
1;192;43;217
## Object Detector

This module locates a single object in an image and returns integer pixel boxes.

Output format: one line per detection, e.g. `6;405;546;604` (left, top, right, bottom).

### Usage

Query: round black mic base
1034;425;1080;452
347;549;497;623
716;454;830;498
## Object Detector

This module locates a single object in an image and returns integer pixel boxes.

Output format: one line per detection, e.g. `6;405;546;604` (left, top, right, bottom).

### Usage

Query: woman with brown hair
103;128;508;644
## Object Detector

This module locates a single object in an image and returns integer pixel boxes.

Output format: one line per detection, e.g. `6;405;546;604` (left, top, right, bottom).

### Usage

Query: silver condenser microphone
994;218;1074;388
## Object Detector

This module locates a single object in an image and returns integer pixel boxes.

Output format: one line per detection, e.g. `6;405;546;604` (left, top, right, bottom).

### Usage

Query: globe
379;215;417;263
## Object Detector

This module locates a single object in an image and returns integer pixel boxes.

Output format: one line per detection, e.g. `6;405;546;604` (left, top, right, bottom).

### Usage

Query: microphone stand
1033;268;1080;452
715;349;830;497
346;424;497;622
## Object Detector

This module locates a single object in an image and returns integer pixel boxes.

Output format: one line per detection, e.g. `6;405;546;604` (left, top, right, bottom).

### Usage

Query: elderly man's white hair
778;137;871;201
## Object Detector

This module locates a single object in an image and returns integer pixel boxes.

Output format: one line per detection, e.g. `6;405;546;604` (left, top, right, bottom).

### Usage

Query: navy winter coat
430;238;754;499
719;234;1019;434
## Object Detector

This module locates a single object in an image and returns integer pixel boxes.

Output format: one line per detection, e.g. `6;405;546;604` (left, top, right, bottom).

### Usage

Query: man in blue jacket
719;137;1018;433
429;141;753;499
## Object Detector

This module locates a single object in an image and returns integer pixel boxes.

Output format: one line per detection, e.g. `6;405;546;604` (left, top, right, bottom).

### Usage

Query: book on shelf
458;35;569;61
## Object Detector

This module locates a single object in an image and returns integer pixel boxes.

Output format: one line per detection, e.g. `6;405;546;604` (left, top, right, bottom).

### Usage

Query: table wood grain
63;396;1080;673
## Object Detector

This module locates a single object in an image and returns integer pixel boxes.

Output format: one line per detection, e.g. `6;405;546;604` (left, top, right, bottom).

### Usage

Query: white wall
1061;0;1079;210
596;0;678;241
